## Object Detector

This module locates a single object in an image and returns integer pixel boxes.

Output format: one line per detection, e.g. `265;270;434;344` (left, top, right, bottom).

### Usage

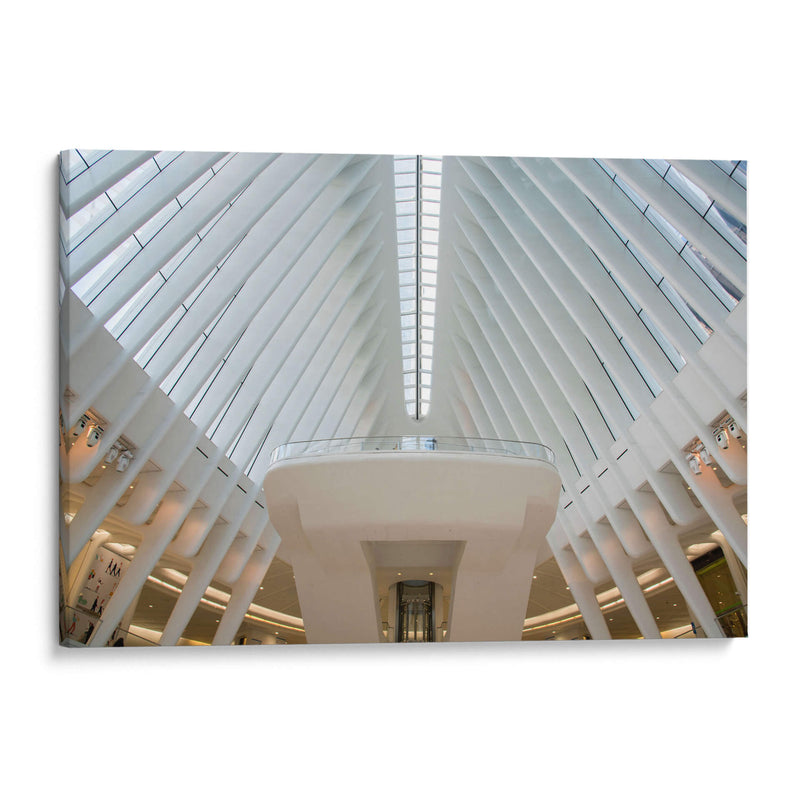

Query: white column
552;545;611;640
211;529;280;645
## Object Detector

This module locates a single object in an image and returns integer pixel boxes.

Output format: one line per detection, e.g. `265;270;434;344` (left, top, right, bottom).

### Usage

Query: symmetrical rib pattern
58;151;747;645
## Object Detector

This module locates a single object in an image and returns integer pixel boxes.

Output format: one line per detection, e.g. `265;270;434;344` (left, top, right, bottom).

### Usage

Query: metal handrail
269;436;556;466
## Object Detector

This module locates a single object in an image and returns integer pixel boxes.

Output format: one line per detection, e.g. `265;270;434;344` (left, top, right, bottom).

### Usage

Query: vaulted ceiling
59;151;747;643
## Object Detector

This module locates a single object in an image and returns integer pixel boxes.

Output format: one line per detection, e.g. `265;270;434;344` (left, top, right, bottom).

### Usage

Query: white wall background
3;2;795;798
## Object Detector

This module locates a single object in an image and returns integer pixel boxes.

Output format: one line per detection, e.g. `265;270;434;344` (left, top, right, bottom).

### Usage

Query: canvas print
58;150;747;646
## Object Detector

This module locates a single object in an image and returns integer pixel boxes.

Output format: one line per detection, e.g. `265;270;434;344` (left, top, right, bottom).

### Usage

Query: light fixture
115;450;132;472
70;414;90;438
86;424;103;447
104;444;120;463
728;420;743;440
698;447;713;465
687;454;702;474
714;428;730;449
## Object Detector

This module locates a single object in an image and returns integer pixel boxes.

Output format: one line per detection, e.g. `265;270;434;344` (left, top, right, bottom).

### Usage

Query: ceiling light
116;450;132;472
698;447;713;465
86;424;103;447
687;454;702;474
715;428;730;449
70;415;89;438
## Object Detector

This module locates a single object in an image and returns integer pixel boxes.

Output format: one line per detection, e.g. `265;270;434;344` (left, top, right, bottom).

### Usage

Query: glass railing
674;604;747;638
269;436;556;465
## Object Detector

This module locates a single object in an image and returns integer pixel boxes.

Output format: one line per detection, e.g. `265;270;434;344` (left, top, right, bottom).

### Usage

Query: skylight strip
394;155;442;419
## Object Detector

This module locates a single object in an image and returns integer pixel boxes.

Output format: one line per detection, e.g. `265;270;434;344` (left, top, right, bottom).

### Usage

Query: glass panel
77;149;111;167
106;158;160;209
706;205;747;250
645;206;687;251
645;158;670;177
620;338;661;397
395;186;416;202
155;151;181;169
62;193;116;253
176;168;215;207
595;158;616;179
394;171;416;187
133;304;185;367
197;204;229;238
397;242;416;257
396;215;416;230
615;177;648;212
664;165;712;215
639;309;685;371
74;235;141;306
134;199;181;246
60;149;88;182
421;270;437;285
104;273;164;338
712;160;735;175
396;228;416;244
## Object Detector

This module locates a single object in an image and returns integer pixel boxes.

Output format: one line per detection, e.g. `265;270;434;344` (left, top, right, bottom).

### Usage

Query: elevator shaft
397;580;434;642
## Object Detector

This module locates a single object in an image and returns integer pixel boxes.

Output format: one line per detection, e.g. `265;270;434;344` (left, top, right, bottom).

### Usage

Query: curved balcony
270;435;555;466
263;434;561;644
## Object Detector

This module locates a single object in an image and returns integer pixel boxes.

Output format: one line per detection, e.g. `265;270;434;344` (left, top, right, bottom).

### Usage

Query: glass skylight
393;155;442;419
